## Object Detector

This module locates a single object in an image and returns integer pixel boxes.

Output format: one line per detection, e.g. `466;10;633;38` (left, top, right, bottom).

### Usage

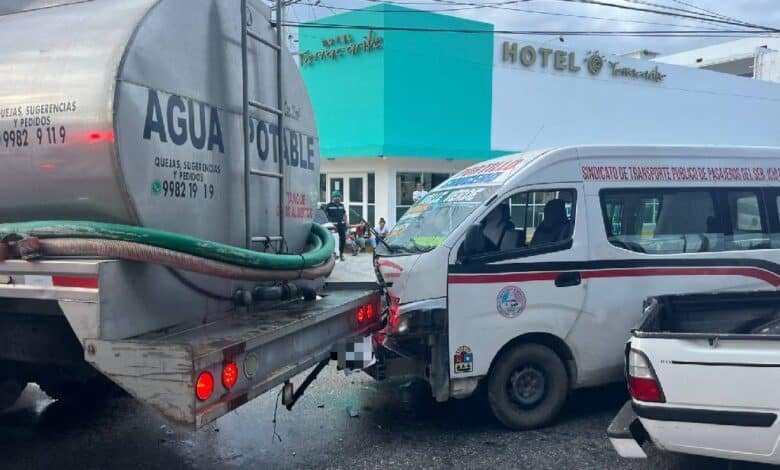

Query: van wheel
487;343;568;430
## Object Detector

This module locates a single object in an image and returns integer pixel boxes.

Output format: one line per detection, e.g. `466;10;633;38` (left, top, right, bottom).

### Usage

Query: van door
447;184;587;381
572;187;776;387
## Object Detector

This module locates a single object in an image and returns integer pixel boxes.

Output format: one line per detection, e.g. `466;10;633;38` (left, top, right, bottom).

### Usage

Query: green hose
0;221;335;270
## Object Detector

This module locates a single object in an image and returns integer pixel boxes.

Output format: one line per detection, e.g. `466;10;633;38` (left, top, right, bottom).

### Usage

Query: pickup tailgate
639;336;780;411
630;291;780;461
634;335;780;460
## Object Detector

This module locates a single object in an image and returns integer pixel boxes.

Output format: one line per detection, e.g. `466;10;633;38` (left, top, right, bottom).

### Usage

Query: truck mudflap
84;286;381;429
608;401;648;459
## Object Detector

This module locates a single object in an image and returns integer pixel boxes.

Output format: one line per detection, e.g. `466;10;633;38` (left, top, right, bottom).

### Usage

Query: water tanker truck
0;0;381;428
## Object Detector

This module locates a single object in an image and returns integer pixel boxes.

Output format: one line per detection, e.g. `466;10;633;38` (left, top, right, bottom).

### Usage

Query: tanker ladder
241;0;287;251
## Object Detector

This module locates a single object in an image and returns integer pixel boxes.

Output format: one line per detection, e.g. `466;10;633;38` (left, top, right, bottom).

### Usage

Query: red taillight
52;276;99;289
355;301;379;327
627;349;665;403
629;376;664;402
196;371;214;401
222;362;238;389
357;306;367;324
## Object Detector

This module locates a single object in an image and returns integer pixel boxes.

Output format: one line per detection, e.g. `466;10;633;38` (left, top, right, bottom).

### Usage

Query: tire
0;378;26;411
487;343;569;430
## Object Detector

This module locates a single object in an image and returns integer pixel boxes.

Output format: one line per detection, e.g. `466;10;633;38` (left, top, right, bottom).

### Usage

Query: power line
550;0;779;32
621;0;745;21
307;0;737;32
304;0;528;13
348;0;769;32
622;0;769;30
668;0;748;23
288;21;779;37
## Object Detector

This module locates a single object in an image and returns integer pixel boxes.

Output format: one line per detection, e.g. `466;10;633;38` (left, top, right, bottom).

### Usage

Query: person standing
325;191;347;261
375;217;390;240
412;181;428;203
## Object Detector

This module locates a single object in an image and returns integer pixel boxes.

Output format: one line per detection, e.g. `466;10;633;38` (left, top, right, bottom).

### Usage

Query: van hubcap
508;365;546;406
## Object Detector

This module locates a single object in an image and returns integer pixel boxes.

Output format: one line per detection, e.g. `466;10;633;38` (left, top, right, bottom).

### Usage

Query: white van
372;145;780;430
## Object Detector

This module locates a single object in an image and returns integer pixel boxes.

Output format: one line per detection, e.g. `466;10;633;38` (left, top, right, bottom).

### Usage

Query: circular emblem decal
496;286;527;319
586;51;604;75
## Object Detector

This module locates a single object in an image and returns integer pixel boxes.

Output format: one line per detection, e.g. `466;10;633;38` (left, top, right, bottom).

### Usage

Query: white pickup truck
608;291;780;465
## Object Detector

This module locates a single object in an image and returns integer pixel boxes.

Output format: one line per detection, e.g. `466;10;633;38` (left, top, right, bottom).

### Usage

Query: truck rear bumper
608;401;648;459
631;401;780;465
86;286;381;429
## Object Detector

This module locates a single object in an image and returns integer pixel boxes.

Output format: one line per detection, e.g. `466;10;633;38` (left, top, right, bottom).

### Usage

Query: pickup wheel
487;343;569;430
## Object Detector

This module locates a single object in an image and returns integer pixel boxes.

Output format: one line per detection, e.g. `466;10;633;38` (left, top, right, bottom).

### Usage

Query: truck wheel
487;343;568;430
0;378;26;411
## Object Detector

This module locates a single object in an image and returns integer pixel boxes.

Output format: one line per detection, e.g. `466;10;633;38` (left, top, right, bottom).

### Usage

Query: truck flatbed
87;284;380;427
0;259;381;428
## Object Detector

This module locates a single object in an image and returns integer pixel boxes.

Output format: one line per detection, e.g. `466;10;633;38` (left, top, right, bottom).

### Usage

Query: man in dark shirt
325;191;347;261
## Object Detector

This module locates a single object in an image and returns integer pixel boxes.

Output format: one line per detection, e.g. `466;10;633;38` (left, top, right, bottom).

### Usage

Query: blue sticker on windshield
440;172;502;188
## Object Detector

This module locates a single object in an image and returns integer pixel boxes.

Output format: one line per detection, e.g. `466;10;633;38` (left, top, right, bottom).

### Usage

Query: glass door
327;173;367;225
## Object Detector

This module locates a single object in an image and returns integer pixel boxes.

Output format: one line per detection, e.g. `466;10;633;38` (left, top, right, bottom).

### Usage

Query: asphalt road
1;366;774;470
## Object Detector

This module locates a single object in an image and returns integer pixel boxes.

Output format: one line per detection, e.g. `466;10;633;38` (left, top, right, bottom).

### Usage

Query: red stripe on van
580;267;780;286
448;272;560;283
448;267;780;287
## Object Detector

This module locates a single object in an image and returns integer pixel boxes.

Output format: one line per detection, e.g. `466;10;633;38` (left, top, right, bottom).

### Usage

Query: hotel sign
501;41;666;83
300;30;384;67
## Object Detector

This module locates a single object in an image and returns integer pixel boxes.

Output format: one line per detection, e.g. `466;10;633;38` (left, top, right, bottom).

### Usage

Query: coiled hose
0;221;335;281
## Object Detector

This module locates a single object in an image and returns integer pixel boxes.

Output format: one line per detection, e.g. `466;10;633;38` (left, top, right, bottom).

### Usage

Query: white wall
492;36;780;153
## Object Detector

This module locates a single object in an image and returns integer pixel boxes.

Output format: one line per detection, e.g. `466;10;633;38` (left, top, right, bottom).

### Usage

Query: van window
725;190;769;250
772;194;780;249
462;189;575;259
602;189;720;254
601;188;770;254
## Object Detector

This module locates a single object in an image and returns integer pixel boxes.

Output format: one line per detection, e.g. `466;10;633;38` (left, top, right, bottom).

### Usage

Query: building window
349;177;364;204
395;172;451;220
319;172;376;225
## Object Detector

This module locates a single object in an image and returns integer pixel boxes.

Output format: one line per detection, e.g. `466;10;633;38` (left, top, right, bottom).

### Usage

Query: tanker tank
0;0;320;255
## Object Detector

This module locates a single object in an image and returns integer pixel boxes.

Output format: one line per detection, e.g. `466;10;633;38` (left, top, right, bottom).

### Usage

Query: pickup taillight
628;349;665;403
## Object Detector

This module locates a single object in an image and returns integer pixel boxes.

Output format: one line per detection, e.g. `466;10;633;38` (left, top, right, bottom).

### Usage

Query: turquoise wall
299;4;501;160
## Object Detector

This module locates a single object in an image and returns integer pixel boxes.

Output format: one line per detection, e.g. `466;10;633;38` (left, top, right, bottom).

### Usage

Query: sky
2;0;777;58
284;0;780;56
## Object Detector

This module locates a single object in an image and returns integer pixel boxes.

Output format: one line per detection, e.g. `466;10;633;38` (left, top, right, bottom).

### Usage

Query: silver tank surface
0;0;320;253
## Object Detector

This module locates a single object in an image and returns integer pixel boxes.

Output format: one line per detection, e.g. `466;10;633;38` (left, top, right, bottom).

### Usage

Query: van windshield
384;187;496;254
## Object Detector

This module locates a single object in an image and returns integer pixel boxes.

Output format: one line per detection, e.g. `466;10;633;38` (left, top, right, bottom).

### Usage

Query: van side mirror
459;224;484;261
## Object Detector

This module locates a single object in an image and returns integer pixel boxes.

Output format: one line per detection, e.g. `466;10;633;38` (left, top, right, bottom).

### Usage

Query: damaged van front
373;184;499;399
